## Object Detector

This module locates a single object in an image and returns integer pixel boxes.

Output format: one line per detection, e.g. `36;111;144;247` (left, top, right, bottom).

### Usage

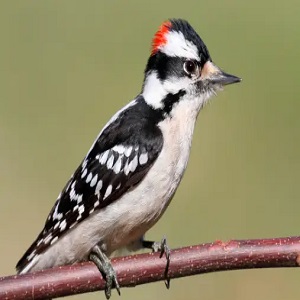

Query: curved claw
143;237;171;288
159;237;171;288
89;246;121;299
102;260;120;298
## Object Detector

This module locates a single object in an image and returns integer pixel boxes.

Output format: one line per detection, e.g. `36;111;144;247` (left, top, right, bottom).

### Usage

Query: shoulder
92;95;164;156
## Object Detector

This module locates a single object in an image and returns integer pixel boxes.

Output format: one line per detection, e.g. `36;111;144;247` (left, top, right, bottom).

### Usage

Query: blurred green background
1;1;300;299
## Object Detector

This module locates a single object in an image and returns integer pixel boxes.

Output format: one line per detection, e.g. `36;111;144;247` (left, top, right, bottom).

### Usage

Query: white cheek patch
162;31;199;60
143;71;192;109
143;72;167;109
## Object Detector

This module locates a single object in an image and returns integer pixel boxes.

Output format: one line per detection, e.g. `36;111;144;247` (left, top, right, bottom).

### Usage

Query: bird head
142;19;241;114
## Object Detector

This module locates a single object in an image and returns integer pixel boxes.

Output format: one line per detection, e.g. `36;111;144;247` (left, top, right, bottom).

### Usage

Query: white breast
81;98;200;252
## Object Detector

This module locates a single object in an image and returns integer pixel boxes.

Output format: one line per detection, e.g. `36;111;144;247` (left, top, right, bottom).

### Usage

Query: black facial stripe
145;53;185;81
161;90;186;116
145;52;205;83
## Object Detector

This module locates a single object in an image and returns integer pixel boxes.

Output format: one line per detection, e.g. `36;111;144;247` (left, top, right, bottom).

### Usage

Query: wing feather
16;97;163;272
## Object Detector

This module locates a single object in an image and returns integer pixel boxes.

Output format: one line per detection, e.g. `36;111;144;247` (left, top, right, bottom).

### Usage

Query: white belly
28;99;199;272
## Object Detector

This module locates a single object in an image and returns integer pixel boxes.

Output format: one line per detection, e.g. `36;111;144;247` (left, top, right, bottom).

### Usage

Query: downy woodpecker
17;19;241;298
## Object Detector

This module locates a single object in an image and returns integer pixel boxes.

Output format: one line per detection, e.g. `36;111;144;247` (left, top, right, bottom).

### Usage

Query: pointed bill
201;61;241;85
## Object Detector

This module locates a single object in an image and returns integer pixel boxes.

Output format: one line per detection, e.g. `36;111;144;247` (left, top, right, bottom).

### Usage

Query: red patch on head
151;21;172;55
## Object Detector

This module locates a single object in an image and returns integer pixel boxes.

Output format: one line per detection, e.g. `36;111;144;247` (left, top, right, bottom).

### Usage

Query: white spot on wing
104;185;113;199
54;222;60;230
124;146;133;157
124;159;130;175
27;250;36;261
77;194;83;203
90;174;98;187
37;239;43;246
78;205;85;215
113;156;122;174
100;150;109;165
52;205;63;221
139;152;148;165
94;200;100;207
86;172;93;183
129;155;138;172
69;188;76;200
81;168;87;178
82;159;88;169
50;236;58;245
95;180;103;198
113;145;125;154
44;234;52;244
107;154;114;169
59;219;67;231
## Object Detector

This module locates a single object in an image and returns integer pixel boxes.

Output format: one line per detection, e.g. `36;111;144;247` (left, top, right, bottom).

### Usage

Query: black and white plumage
17;18;240;281
16;97;164;272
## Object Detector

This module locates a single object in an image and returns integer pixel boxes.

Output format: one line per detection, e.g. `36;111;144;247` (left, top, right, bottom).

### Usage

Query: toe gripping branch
89;238;171;299
142;237;171;288
89;245;121;299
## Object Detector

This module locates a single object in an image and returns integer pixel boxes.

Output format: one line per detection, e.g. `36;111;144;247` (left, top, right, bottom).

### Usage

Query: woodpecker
16;19;241;298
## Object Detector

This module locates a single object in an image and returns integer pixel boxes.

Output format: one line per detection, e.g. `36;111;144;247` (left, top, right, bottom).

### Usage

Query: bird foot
143;237;171;288
89;246;121;299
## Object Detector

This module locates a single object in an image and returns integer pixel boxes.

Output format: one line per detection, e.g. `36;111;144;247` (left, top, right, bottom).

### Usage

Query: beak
201;61;241;86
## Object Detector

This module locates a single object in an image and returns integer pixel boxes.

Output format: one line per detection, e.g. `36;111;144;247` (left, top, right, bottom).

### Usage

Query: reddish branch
1;236;300;299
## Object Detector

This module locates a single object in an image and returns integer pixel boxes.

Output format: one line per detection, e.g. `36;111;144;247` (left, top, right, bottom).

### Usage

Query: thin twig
1;236;300;299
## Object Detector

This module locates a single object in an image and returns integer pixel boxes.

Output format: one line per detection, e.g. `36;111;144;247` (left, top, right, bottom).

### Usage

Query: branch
1;236;300;299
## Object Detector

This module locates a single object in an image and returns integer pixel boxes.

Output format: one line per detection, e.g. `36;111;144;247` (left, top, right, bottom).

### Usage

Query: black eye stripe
146;53;202;81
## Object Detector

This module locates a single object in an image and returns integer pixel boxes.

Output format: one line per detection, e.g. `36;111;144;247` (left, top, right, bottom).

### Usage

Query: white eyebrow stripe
161;31;199;60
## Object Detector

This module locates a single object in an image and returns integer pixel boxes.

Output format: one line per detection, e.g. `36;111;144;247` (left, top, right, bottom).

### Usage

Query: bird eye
183;60;197;75
183;60;198;76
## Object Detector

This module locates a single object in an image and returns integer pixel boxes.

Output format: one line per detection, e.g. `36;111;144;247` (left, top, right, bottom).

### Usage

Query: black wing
17;97;164;272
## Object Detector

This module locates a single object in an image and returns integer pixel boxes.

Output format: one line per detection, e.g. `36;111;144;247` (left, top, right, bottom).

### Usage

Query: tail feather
16;233;43;274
